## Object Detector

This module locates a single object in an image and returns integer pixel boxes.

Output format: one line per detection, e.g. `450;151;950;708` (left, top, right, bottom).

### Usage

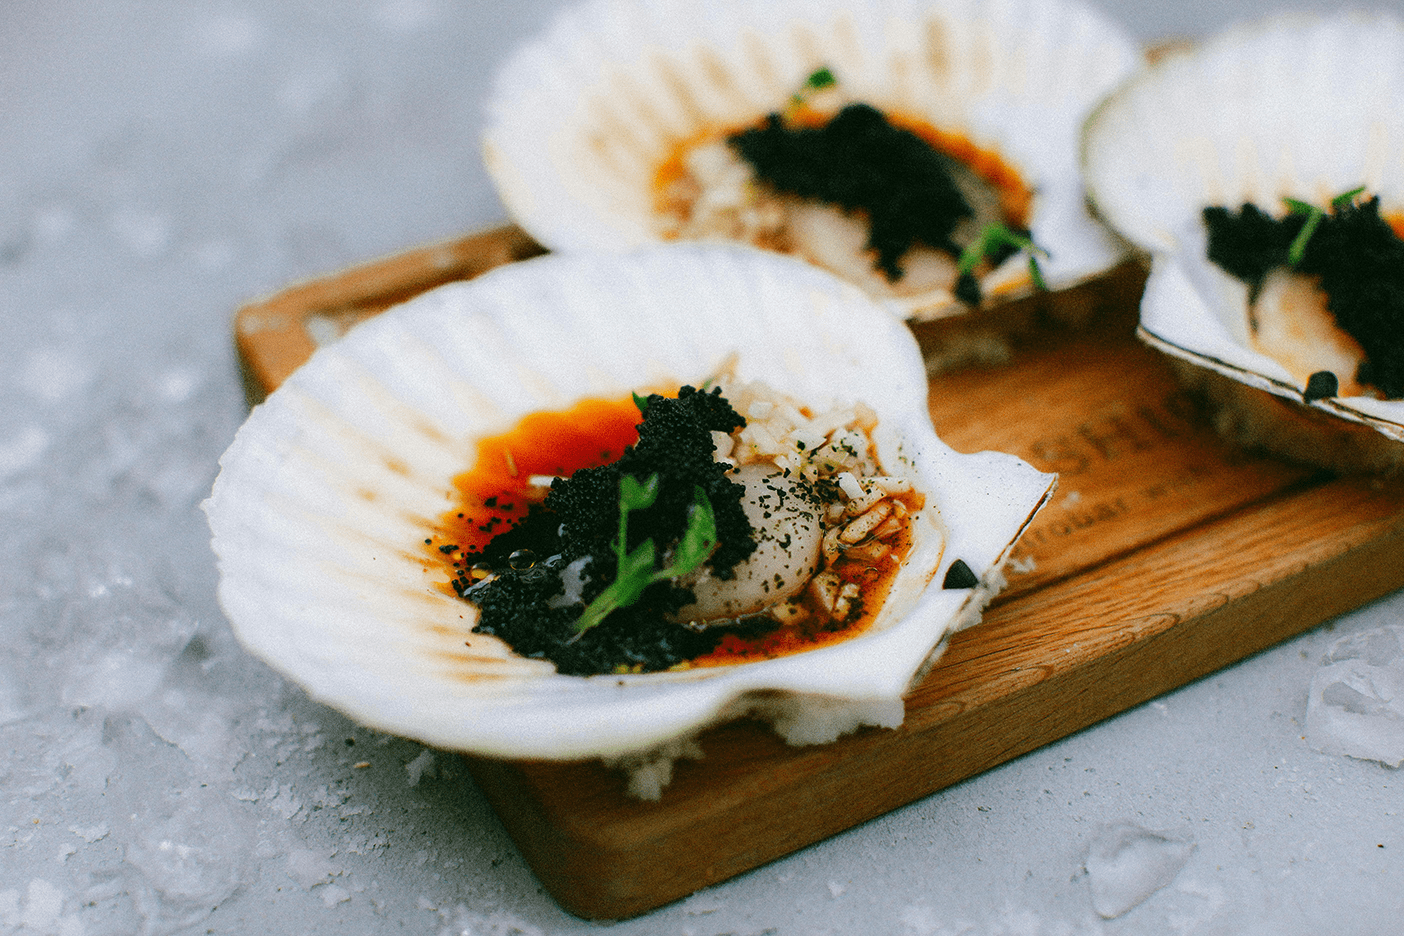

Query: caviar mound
1205;197;1404;399
729;104;975;282
461;387;756;676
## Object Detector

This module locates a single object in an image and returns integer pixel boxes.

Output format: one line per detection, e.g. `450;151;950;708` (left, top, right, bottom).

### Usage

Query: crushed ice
286;847;342;891
4;1;1402;932
1083;822;1195;919
406;748;437;786
1306;624;1404;767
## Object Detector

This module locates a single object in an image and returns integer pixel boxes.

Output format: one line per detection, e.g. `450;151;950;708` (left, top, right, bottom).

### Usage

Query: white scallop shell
483;0;1140;321
205;245;1054;762
1082;13;1404;443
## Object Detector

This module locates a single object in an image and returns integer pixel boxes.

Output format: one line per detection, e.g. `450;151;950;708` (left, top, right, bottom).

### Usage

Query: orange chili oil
653;108;1032;232
428;397;919;670
433;396;642;561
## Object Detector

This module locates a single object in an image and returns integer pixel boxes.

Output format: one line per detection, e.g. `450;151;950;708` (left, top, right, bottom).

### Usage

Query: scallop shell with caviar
483;0;1140;322
1082;14;1404;469
205;245;1054;763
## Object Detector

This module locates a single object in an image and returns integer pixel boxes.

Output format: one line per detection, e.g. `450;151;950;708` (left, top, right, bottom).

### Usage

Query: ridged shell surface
483;0;1140;320
205;245;1054;761
1083;13;1404;441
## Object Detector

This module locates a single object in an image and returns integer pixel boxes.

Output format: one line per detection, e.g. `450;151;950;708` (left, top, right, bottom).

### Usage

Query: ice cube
20;879;64;931
139;689;241;771
1306;625;1404;767
405;748;436;787
1084;822;1195;919
54;564;199;714
124;789;254;933
286;847;341;891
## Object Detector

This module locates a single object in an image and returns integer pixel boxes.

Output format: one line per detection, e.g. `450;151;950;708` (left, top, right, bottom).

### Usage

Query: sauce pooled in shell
427;383;922;675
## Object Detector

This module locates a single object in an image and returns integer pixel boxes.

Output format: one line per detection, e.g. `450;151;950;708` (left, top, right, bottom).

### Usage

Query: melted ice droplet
1306;624;1404;767
285;847;340;891
0;426;48;483
406;748;436;786
190;13;265;56
1084;822;1194;919
20;880;64;931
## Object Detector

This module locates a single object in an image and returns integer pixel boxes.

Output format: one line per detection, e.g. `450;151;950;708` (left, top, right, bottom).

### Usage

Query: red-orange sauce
652;106;1033;232
435;396;642;560
429;397;919;669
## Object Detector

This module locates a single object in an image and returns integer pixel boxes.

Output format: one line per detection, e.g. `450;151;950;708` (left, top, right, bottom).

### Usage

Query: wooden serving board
234;225;1404;921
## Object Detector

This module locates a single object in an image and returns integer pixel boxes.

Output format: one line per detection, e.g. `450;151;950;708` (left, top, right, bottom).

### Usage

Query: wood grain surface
232;225;1404;921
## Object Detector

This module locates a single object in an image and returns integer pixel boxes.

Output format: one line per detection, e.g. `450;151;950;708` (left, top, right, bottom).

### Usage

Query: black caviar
1204;195;1404;398
729;103;976;282
459;387;761;676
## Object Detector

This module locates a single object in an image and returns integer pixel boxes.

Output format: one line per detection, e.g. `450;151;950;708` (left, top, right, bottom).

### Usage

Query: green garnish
632;391;650;415
1284;187;1366;265
574;474;718;636
1331;186;1368;210
958;222;1049;289
788;67;837;109
1284;199;1325;266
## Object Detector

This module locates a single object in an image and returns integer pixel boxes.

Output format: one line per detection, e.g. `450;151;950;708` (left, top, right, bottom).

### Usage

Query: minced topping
433;380;921;676
1203;193;1404;399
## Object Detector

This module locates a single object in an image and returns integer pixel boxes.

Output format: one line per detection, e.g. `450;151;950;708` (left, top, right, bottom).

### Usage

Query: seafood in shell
1082;12;1404;470
483;0;1141;321
205;245;1054;768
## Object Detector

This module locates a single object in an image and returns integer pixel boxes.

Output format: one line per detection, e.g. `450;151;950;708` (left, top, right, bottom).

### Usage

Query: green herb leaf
1331;186;1366;210
789;66;838;109
1284;188;1369;265
617;472;659;518
632;391;651;415
667;486;718;577
956;230;990;276
956;223;1050;297
574;538;655;636
1027;254;1047;290
1287;209;1324;266
574;477;719;636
